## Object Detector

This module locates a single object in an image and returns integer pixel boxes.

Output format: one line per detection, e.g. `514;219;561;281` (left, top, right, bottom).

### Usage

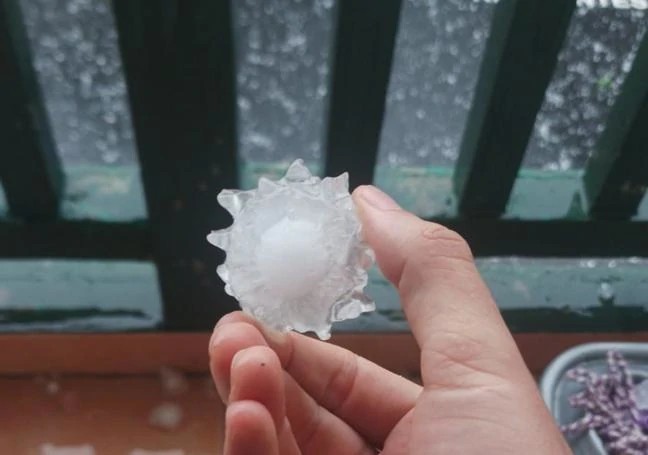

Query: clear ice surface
635;379;648;410
207;159;375;340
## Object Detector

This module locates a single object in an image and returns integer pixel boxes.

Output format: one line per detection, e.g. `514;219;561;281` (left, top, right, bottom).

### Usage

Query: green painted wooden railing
0;0;646;331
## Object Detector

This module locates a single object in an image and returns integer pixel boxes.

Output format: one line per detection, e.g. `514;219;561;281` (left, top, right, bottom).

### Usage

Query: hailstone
207;159;375;340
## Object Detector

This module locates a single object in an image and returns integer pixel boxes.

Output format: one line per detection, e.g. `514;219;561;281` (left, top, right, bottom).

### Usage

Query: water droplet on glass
20;0;139;168
598;281;615;302
102;111;116;124
101;150;119;164
319;0;334;9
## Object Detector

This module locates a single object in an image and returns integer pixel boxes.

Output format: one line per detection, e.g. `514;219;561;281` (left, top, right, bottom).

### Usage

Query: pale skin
209;185;573;454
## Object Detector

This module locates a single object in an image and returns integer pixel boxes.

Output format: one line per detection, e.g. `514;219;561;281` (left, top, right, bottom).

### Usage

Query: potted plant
540;343;648;454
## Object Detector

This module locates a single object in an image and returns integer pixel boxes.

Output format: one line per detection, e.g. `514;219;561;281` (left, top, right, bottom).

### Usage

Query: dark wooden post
112;0;240;330
0;0;64;221
453;0;575;217
324;0;403;189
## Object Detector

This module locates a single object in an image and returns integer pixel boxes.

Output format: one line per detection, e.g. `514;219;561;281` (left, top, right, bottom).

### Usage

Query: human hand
209;185;571;454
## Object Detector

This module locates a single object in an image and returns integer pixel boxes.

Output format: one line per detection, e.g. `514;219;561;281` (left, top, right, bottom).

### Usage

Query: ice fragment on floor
159;367;188;396
40;444;96;455
149;402;183;431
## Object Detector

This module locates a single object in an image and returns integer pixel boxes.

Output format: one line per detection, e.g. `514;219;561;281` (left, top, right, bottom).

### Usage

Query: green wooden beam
112;0;240;331
583;33;648;220
324;0;403;189
0;256;645;334
453;0;575;217
0;0;64;220
0;220;151;259
374;258;648;333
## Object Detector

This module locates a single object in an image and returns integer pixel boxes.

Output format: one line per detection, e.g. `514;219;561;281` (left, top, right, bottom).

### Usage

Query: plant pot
540;342;648;455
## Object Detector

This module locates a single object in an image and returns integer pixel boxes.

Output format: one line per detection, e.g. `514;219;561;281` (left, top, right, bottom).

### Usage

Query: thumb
352;185;530;386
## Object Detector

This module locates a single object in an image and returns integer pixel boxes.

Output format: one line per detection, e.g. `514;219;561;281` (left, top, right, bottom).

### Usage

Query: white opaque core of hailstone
256;217;329;300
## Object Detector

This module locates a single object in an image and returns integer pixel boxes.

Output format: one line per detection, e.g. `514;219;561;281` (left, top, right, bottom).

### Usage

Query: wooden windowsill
3;332;648;454
0;375;223;454
2;331;648;376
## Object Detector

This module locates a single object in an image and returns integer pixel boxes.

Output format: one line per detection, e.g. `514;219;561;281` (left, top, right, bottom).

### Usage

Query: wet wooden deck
3;332;648;454
0;375;223;455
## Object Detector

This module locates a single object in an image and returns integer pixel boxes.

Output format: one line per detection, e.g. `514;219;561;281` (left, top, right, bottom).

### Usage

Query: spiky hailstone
207;159;375;340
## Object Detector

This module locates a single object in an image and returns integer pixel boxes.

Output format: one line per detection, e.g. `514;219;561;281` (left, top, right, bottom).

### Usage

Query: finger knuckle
419;224;474;263
422;331;504;388
321;350;359;414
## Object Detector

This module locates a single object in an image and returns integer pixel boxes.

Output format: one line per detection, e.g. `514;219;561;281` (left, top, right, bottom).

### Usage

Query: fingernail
358;185;401;211
210;328;223;351
215;312;236;328
209;332;230;403
231;349;246;371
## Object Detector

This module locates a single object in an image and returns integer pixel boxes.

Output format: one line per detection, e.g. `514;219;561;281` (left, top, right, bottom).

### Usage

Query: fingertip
352;185;401;212
352;193;417;286
226;400;273;428
218;316;293;367
215;310;250;329
225;400;279;455
230;346;285;429
213;312;290;355
209;322;268;403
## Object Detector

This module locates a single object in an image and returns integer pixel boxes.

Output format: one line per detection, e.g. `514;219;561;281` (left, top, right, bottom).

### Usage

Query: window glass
19;0;147;220
0;260;161;332
523;2;647;170
234;0;336;186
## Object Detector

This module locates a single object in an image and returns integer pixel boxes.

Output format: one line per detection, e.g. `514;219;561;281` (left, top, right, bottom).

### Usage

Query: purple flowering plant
562;351;648;454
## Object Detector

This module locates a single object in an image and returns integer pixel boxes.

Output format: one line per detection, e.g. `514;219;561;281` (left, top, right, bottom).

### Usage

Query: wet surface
17;0;647;171
0;375;222;454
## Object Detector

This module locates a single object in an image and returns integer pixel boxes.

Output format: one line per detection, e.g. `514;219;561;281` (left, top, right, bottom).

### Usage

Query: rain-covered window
19;0;647;202
373;0;647;217
0;0;155;332
18;0;147;221
3;0;646;333
377;0;647;172
509;0;648;219
234;0;335;175
378;0;496;168
524;0;647;170
20;0;136;167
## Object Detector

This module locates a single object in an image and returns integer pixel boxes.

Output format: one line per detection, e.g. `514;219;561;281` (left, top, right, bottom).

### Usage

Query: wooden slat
112;0;240;330
439;218;648;257
324;0;403;189
3;332;648;377
0;220;151;259
453;0;575;217
0;333;420;376
583;33;648;219
0;217;645;259
0;0;64;220
0;376;223;455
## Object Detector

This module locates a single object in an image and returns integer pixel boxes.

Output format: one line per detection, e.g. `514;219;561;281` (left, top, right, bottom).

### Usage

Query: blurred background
15;0;647;171
0;1;647;453
0;0;646;334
